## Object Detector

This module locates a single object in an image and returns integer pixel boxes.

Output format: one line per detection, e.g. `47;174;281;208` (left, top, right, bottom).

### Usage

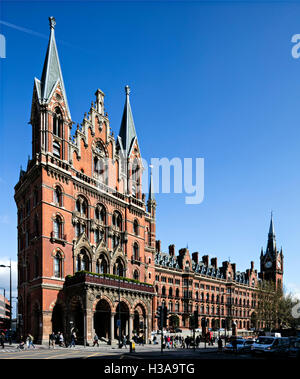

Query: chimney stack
211;257;218;268
202;255;209;266
192;252;199;264
169;244;175;257
156;240;161;253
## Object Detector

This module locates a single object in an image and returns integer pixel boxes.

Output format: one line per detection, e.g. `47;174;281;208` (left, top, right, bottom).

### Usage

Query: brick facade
14;18;283;344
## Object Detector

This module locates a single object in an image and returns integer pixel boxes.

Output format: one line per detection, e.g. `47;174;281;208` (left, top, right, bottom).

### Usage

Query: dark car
289;339;300;359
175;328;182;333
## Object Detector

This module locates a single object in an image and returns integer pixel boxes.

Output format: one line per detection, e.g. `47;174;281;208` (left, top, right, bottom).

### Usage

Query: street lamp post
0;260;12;335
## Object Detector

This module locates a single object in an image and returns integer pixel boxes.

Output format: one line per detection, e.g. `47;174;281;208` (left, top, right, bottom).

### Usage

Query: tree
255;280;300;331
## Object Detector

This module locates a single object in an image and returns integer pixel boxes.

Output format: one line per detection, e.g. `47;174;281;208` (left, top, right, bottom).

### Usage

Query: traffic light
162;305;168;328
155;306;163;329
201;317;207;329
193;310;199;329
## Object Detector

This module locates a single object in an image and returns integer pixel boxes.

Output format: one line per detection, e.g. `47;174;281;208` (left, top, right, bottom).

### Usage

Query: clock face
265;261;272;269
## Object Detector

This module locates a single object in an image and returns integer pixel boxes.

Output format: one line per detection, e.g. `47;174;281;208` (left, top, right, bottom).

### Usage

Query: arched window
169;287;173;297
133;269;139;281
54;252;62;278
96;254;108;274
112;211;122;231
95;204;106;224
133;242;139;261
162;286;166;296
114;257;124;277
76;196;88;217
176;288;180;298
53;108;63;138
53;215;63;239
54;186;62;206
76;249;90;272
133;219;139;236
94;156;105;179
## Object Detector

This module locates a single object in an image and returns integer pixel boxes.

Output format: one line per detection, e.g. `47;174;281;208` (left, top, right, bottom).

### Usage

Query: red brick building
14;18;283;344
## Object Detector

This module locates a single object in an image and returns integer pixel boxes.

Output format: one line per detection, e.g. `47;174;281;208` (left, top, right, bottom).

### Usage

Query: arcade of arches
48;285;153;345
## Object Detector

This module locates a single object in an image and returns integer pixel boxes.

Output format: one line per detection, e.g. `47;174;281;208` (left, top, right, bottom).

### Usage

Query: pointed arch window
53;215;63;239
133;219;139;236
54;252;63;278
76;249;90;272
96;254;108;274
133;242;139;261
95;204;106;224
113;257;125;277
133;269;139;281
54;186;62;206
76;196;88;217
53;108;63;138
112;211;122;231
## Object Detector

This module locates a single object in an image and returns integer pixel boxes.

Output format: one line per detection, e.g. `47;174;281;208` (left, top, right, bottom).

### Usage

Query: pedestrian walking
0;331;5;349
49;332;56;349
93;333;99;347
27;334;35;349
69;331;76;348
59;332;65;347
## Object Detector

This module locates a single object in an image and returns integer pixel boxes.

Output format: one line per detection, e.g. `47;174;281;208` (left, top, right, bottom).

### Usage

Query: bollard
130;341;135;353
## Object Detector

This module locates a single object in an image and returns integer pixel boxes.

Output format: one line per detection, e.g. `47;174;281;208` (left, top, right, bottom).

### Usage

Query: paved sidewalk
0;341;218;353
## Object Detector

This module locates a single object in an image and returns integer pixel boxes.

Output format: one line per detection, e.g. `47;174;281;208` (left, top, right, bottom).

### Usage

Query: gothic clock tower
259;213;283;289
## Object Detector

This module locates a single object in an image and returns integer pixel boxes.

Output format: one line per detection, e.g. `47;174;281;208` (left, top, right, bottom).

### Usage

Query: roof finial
49;16;56;30
125;85;130;96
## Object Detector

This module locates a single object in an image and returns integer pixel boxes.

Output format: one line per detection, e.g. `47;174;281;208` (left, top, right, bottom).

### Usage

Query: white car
224;339;246;353
251;336;290;356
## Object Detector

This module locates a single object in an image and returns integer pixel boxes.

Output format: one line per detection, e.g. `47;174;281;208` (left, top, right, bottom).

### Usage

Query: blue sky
1;0;300;306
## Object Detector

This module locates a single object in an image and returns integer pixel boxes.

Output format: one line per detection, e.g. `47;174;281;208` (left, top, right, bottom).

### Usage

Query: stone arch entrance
94;299;111;339
133;304;146;334
69;298;84;344
51;303;64;334
115;301;129;339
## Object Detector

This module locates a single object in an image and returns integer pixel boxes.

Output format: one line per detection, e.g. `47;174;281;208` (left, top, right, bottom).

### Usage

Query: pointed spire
148;164;155;201
269;211;275;236
118;85;138;156
39;17;71;118
267;211;276;253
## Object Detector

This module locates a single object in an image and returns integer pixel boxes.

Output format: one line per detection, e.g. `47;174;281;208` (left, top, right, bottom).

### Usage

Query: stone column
86;309;93;346
110;313;115;341
129;314;134;340
147;314;152;342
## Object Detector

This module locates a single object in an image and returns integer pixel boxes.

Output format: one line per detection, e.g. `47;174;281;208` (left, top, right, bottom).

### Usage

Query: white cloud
286;282;300;301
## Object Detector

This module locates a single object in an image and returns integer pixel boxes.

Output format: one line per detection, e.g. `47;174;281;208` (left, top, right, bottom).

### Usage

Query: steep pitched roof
117;85;138;157
35;17;71;118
